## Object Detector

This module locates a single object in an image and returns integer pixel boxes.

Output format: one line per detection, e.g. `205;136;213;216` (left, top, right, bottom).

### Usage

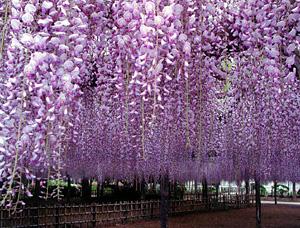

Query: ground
110;204;300;228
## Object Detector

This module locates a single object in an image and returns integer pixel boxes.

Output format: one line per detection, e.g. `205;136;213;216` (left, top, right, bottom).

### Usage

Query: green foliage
223;79;231;93
260;185;267;196
221;59;234;72
171;184;185;200
48;179;68;187
208;186;216;193
277;184;289;196
221;59;234;93
103;187;113;195
91;181;98;191
47;179;78;188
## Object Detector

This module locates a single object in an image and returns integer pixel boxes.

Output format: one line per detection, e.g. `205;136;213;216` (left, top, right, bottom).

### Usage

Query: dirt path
110;205;300;228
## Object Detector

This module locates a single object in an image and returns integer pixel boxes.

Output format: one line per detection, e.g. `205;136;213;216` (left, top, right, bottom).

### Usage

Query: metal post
92;204;96;227
150;200;154;219
274;181;277;205
55;206;60;228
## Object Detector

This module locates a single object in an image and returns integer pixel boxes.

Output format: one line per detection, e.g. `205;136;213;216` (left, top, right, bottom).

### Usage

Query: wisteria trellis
0;0;300;211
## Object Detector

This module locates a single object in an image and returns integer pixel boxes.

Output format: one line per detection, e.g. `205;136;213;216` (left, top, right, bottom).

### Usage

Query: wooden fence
0;194;255;228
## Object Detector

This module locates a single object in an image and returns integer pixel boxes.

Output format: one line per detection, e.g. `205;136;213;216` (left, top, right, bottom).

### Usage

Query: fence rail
0;194;255;228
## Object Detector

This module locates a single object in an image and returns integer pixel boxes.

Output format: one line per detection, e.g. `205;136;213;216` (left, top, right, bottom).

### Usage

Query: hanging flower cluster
0;0;91;210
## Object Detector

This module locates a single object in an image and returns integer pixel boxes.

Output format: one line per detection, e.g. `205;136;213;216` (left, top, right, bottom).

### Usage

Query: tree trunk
245;180;250;205
274;181;277;205
141;178;146;200
67;175;71;202
96;181;100;200
151;176;155;192
34;179;40;200
255;180;262;228
202;178;208;208
160;175;169;228
81;178;91;202
292;182;296;200
133;176;138;192
216;182;220;199
100;181;104;202
194;180;198;200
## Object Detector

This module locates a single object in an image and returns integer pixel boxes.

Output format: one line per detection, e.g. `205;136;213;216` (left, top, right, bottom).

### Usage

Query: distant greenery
260;185;267;196
47;179;78;188
221;59;234;93
91;181;97;192
273;184;289;197
208;186;216;193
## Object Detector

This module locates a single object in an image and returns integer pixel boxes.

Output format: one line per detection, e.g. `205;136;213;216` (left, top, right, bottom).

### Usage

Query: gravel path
110;205;300;228
262;200;300;206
